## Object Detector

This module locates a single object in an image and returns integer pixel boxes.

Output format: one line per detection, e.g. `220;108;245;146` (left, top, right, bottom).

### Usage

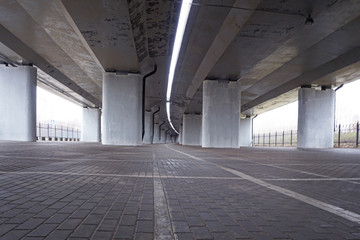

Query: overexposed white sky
254;79;360;134
37;87;82;127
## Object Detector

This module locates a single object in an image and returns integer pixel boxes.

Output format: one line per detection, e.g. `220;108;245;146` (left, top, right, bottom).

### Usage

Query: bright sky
253;79;360;134
37;87;82;127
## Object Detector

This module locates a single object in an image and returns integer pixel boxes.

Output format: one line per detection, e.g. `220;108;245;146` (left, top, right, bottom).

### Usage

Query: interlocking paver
0;142;359;239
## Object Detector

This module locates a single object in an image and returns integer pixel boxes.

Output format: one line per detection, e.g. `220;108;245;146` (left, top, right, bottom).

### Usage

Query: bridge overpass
1;0;360;148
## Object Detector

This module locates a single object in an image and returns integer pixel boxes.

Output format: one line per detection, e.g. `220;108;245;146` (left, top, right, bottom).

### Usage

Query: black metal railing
253;122;360;148
36;123;80;142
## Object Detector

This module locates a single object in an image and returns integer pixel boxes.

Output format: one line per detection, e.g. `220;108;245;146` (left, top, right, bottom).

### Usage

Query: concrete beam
185;0;261;100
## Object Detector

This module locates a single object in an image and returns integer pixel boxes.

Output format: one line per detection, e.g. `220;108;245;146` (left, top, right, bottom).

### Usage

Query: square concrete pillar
81;108;101;142
202;80;241;148
298;88;335;148
0;65;36;141
178;124;183;145
160;129;166;143
142;110;153;144
239;117;252;147
153;123;160;144
183;114;202;146
102;73;142;145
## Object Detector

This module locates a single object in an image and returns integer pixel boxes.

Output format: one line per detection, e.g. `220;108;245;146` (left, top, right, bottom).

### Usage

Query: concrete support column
153;123;160;143
102;73;142;145
142;110;153;144
202;80;240;148
81;108;101;142
239;117;252;147
160;129;166;143
179;124;183;145
183;114;202;146
297;88;335;148
0;65;36;141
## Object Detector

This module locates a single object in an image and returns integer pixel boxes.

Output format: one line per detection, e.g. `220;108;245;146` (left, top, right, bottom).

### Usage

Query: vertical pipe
38;123;41;139
290;130;293;146
142;65;157;140
47;124;50;139
151;107;160;144
338;124;341;147
356;122;359;148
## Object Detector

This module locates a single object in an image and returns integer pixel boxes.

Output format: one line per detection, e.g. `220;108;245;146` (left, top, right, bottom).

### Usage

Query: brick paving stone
172;220;191;233
27;224;57;237
46;230;72;240
0;229;30;240
70;224;98;238
92;230;114;240
120;214;137;226
136;220;153;233
134;232;153;240
114;225;135;239
16;219;44;230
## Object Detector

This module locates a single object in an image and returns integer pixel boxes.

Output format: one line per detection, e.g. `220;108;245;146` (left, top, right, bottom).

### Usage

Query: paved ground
0;141;360;240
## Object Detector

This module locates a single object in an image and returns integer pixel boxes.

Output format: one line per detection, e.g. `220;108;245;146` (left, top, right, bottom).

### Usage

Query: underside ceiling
1;0;360;134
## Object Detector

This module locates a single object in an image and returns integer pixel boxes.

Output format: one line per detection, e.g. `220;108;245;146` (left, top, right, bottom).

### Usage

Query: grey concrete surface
143;111;153;144
0;65;36;142
239;118;252;147
81;108;101;142
0;141;360;239
297;88;335;149
102;73;142;146
182;114;202;146
202;80;241;148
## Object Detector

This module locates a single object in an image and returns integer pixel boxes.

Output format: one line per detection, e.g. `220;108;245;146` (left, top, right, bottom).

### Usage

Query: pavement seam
166;145;360;225
153;153;175;240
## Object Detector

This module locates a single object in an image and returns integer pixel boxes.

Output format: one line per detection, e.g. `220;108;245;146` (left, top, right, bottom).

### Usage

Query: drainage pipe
142;65;157;140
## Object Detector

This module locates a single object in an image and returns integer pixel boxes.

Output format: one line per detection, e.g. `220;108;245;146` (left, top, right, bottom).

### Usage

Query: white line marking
153;154;174;240
166;146;360;225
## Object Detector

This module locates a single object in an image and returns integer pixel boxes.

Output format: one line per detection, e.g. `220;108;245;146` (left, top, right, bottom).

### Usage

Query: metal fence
253;130;298;147
253;122;360;148
36;123;80;142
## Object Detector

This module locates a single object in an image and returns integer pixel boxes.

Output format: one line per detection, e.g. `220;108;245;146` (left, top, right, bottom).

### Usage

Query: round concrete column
81;108;101;142
0;65;36;141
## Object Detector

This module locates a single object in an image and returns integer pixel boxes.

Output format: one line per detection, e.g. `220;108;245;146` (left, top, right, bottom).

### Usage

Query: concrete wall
142;110;153;144
81;108;101;142
0;65;36;141
102;73;142;145
239;117;252;147
202;80;241;148
297;88;335;148
183;114;202;146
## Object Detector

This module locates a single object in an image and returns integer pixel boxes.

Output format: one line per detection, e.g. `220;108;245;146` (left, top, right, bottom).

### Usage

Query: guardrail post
338;124;341;147
47;124;50;140
38;123;41;139
356;122;359;148
290;130;293;146
268;132;271;146
275;132;277;146
282;131;284;146
263;133;265;146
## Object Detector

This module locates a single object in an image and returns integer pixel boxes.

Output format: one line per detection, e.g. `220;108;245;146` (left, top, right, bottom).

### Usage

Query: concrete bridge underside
1;0;360;148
